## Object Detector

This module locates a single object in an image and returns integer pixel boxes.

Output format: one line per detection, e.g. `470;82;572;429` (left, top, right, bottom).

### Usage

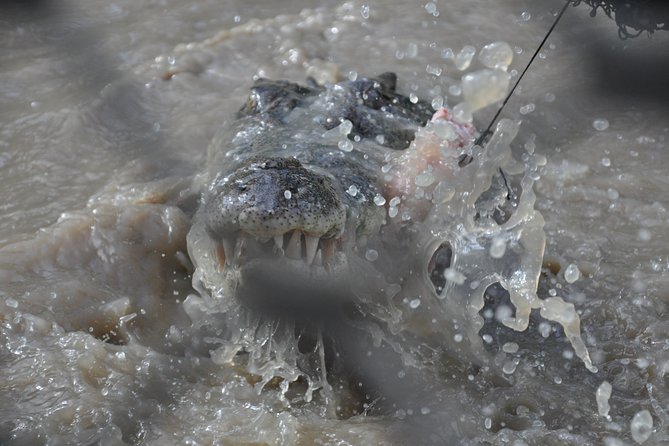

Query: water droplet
360;3;370;19
461;69;511;111
338;140;353;152
539;322;551;338
365;249;379;262
638;229;651;241
339;119;353;135
452;102;473;123
432;121;457;140
5;299;18;309
415;171;435;187
409;298;421;309
601;157;611;167
431;95;444;110
444;268;466;285
519;103;535;115
406;42;418;59
373;194;386;206
283;190;292;199
454;46;476;71
346;185;358;197
564;264;580;283
409;93;418;104
478;41;514;71
433;181;455;203
593;118;609;131
630;410;653;444
490;237;506;258
596;381;612;418
502;342;519;353
521;11;531;21
502;361;517;374
495;305;513;323
426;64;442;76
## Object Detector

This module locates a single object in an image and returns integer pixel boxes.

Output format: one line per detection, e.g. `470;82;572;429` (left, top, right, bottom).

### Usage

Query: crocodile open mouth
213;229;353;318
214;229;345;271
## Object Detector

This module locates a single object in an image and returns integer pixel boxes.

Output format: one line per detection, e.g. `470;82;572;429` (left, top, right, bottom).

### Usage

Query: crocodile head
193;73;464;318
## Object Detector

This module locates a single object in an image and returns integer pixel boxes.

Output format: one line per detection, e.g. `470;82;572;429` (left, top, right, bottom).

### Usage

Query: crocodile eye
428;242;452;296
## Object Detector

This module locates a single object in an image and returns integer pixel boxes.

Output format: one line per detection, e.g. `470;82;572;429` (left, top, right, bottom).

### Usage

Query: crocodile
183;72;595;401
187;73;478;316
0;70;594;417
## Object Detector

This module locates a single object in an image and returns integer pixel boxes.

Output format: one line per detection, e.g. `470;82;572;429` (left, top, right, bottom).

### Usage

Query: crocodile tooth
285;230;302;260
305;235;319;266
234;235;246;262
274;234;284;252
216;243;227;269
221;237;235;266
320;238;335;263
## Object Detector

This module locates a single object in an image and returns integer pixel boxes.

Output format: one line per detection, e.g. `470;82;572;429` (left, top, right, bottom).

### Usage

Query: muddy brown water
1;0;668;444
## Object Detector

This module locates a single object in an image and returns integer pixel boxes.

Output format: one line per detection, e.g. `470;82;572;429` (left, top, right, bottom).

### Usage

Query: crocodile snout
203;156;347;267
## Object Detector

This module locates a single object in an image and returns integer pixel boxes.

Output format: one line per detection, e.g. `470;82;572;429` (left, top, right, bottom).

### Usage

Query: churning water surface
1;0;668;444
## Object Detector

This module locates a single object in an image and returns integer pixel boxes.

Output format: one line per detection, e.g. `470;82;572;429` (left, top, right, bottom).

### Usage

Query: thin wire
474;0;573;147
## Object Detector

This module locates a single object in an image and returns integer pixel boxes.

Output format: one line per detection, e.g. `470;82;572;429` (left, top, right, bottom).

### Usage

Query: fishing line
474;0;573;147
